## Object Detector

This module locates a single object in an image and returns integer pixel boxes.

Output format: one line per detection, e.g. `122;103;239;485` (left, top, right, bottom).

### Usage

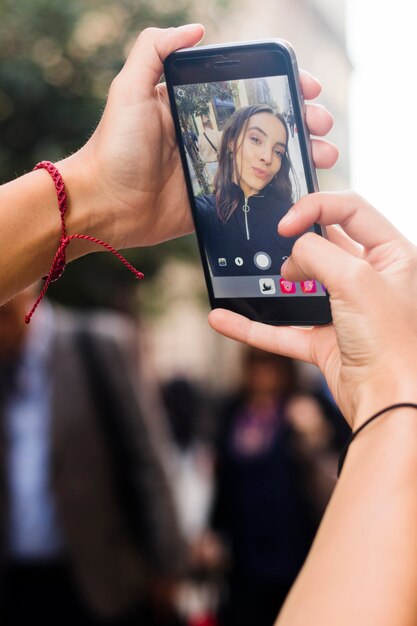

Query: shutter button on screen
254;252;271;270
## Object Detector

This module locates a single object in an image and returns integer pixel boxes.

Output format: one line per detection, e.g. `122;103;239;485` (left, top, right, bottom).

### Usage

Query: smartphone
164;40;331;325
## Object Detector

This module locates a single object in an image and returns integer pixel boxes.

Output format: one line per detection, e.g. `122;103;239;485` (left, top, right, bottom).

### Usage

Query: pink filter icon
279;279;296;294
300;280;317;294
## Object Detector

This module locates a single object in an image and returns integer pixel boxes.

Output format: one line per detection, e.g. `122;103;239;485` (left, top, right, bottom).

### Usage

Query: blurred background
0;1;406;625
347;0;417;238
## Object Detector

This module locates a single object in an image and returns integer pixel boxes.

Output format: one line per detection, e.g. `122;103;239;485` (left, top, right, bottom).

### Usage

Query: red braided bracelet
25;161;144;324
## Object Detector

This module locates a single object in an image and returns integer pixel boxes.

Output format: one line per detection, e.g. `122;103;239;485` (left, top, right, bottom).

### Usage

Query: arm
209;192;417;625
0;158;111;305
0;26;205;305
0;26;337;306
277;405;417;626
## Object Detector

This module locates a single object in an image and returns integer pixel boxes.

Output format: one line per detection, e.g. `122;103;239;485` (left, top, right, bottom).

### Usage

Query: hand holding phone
164;39;333;325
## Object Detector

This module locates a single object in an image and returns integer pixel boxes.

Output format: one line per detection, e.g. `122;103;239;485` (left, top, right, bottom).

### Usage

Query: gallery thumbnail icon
259;278;276;295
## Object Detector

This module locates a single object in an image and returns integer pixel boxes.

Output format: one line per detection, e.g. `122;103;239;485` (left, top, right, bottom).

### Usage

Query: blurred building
146;0;350;390
197;0;350;190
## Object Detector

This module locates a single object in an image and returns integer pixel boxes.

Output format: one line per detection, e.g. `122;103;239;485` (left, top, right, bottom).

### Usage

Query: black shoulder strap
203;131;218;153
74;328;151;556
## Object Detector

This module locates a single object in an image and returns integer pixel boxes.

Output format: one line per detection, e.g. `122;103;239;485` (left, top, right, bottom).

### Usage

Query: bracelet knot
49;236;70;282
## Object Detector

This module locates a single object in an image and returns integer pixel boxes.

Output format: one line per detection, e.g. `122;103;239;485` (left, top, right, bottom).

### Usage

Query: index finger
299;70;322;100
208;308;324;363
279;190;407;252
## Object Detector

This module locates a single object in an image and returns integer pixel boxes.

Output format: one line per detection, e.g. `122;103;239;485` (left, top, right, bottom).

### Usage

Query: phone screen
165;43;331;324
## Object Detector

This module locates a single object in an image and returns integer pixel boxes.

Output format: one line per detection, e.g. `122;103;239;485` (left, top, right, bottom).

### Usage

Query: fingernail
176;23;203;31
280;259;289;274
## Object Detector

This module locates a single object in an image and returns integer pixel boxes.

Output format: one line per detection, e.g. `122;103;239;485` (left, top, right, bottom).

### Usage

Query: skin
245;360;291;406
209;192;417;625
286;394;332;448
209;191;417;429
0;25;337;306
232;112;287;197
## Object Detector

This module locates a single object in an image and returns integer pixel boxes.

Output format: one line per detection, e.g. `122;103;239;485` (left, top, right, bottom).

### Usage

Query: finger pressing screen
279;191;406;251
281;231;372;294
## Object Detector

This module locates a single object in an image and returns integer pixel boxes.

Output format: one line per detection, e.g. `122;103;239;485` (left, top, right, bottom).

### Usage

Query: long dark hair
213;105;293;223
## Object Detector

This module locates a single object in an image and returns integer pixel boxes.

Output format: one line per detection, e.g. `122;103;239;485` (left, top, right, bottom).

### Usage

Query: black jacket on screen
194;183;297;277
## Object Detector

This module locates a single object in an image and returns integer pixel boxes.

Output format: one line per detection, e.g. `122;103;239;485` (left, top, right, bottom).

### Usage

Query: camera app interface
174;74;325;299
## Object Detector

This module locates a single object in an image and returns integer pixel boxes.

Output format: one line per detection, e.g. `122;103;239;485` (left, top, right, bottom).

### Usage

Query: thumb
121;25;205;97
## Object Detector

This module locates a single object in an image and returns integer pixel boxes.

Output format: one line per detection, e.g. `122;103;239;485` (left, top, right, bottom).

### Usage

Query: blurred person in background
210;348;339;626
197;117;222;184
285;109;295;138
285;392;340;523
161;378;215;546
161;377;220;626
0;288;186;626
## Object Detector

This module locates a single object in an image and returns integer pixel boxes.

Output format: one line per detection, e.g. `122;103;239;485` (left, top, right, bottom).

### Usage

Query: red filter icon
279;278;296;294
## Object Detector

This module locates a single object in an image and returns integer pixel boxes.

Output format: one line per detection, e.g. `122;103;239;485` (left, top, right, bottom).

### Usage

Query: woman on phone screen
194;105;298;277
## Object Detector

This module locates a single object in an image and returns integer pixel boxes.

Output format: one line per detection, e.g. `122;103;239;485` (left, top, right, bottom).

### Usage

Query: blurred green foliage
174;82;236;122
0;0;221;312
0;0;194;179
175;82;236;193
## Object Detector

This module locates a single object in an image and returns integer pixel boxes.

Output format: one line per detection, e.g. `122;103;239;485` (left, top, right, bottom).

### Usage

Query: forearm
0;153;114;305
276;406;417;626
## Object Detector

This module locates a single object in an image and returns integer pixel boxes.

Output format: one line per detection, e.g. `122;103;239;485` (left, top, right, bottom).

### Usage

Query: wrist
342;405;417;480
0;170;62;286
57;151;117;258
338;403;417;477
24;160;143;323
348;369;417;431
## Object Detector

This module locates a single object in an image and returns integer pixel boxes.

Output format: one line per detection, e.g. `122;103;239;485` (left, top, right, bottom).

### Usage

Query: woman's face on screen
232;112;287;198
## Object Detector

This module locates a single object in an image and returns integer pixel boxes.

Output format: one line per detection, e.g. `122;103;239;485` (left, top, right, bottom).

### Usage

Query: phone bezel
164;40;331;326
